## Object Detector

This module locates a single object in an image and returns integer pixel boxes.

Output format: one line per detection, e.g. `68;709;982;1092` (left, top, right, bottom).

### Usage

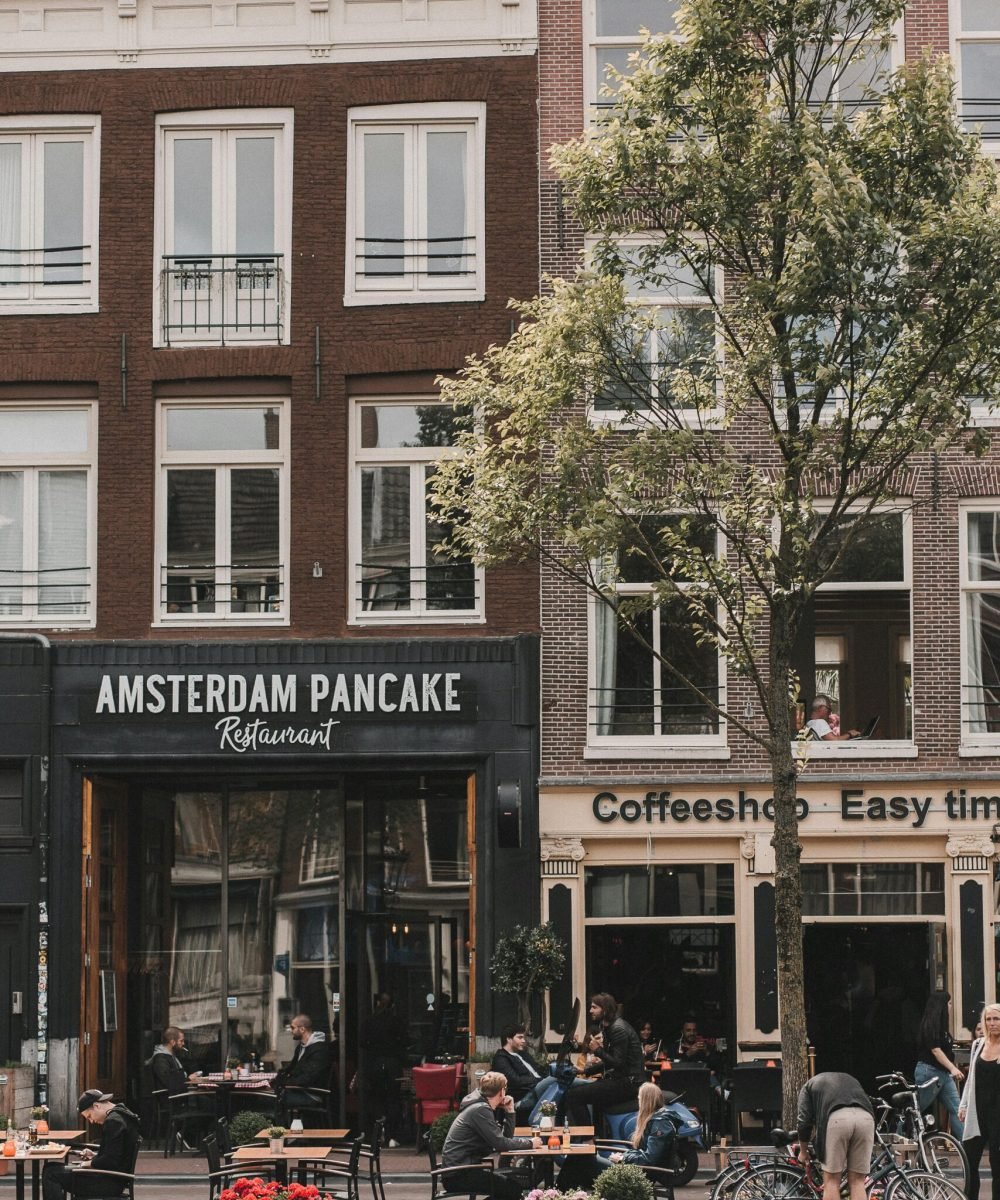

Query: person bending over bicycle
798;1072;876;1200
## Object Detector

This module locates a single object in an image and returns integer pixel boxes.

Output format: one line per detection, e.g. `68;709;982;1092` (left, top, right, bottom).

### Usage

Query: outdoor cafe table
514;1127;594;1137
251;1130;349;1144
500;1141;597;1189
11;1144;69;1200
197;1072;277;1119
43;1133;86;1143
231;1142;338;1185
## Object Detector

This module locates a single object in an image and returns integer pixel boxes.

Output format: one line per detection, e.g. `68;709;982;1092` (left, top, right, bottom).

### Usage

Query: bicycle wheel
919;1134;969;1189
884;1167;968;1200
710;1154;788;1200
731;1162;815;1200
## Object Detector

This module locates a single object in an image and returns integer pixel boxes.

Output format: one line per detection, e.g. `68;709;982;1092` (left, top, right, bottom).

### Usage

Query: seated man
149;1026;200;1096
668;1017;713;1064
565;993;643;1127
805;695;860;741
44;1091;141;1200
491;1024;553;1117
271;1012;332;1116
441;1071;541;1200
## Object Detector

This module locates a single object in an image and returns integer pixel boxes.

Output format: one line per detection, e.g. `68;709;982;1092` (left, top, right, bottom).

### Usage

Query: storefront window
801;862;944;916
585;864;734;917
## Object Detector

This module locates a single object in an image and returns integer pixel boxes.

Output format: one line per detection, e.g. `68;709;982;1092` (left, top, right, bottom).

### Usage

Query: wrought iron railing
0;566;92;618
354;235;477;284
0;244;92;288
161;562;284;615
961;684;1000;737
357;561;477;613
589;683;722;736
160;254;284;344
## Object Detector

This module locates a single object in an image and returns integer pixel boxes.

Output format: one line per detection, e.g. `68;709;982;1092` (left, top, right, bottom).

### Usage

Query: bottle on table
562;1117;570;1148
27;1121;38;1147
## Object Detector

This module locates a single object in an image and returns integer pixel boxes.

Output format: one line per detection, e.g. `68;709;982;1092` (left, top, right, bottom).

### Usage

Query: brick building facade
535;0;1000;1091
0;1;541;1124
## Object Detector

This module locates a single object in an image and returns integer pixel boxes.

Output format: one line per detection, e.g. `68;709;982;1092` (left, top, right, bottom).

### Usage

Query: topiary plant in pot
429;1110;459;1155
228;1109;273;1146
591;1163;655;1200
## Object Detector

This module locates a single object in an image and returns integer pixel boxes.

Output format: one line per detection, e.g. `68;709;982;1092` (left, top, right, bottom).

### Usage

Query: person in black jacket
44;1090;142;1200
491;1024;550;1116
565;992;644;1125
270;1013;332;1116
149;1027;200;1097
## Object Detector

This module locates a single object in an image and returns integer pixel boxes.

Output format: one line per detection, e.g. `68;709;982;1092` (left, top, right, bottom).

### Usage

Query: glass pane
38;470;88;615
166;406;281;452
962;0;998;29
652;864;734;916
0;471;24;615
173;138;214;257
0;408;89;454
426;131;467;276
593;45;641;101
832;863;858;916
660;595;719;734
602;608;654;734
961;44;1000;137
656;307;715;399
620;248;711;300
235;137;275;256
822;511;904;582
801;864;829;915
231;468;280;614
860;862;915;915
0;142;22;286
968;512;1000;582
363;132;405;278
965;592;1000;733
838;41;889;107
361;465;411;610
922;864;945;915
43;140;84;284
619;514;716;584
585;867;652;917
166;470;216;613
359;404;457;450
596;0;677;37
425;466;475;610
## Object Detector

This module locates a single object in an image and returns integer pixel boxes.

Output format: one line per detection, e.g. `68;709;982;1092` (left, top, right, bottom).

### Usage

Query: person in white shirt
805;695;859;741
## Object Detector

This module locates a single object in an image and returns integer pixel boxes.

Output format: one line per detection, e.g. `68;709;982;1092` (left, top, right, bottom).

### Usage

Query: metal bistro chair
204;1134;277;1200
728;1065;783;1143
67;1168;136;1200
430;1163;497;1200
361;1116;387;1200
164;1088;216;1156
659;1066;714;1143
295;1133;364;1200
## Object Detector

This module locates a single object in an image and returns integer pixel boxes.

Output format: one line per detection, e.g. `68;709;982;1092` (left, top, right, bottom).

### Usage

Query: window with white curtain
345;104;485;305
955;0;1000;149
0;405;96;626
155;400;288;625
0;116;99;312
588;514;725;753
961;507;1000;743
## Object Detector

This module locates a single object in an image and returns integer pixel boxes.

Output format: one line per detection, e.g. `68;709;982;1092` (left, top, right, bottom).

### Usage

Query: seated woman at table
637;1021;660;1061
608;1082;680;1168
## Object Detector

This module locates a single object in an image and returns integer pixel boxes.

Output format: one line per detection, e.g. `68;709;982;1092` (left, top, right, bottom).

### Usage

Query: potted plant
266;1125;287;1154
29;1106;48;1135
227;1111;272;1147
537;1100;557;1130
592;1164;655;1200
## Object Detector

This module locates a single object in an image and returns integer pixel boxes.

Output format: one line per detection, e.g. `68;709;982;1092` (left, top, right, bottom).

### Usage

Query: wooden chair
413;1065;461;1147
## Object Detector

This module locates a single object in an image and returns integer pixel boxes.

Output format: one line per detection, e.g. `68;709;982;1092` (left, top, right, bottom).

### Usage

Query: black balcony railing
161;562;284;615
961;683;1000;736
357;561;477;612
160;254;284;345
589;683;722;736
354;235;477;283
0;244;92;288
0;566;92;617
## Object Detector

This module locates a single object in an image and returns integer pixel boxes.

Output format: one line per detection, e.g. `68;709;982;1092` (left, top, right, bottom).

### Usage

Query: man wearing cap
43;1090;142;1200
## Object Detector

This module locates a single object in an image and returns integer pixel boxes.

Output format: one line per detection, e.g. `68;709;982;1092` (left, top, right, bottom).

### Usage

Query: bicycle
727;1126;968;1200
873;1072;969;1190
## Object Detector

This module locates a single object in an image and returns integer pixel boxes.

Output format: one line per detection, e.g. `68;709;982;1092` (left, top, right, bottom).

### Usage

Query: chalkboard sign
100;969;118;1033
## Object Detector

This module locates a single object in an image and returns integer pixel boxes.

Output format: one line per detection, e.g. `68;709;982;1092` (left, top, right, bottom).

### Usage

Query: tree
433;0;1000;1122
490;922;567;1047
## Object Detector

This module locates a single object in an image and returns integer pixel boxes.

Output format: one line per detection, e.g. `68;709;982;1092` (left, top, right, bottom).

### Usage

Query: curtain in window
0;471;24;615
593;594;619;735
38;470;87;614
967;513;1000;733
0;143;21;286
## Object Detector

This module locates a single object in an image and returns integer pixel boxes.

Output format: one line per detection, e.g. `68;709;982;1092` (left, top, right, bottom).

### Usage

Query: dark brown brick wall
0;56;541;642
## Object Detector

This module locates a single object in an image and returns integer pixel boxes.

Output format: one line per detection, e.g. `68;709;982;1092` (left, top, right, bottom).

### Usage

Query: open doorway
804;923;940;1092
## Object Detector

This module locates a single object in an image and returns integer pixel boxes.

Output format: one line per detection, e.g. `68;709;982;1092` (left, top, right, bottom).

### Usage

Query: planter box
0;1066;35;1127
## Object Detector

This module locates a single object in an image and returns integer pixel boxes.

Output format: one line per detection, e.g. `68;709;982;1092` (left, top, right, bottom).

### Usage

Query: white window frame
952;0;1000;156
959;503;1000;753
793;503;916;759
0;115;100;315
345;103;486;306
348;396;485;626
152;109;293;348
586;0;682;117
153;398;290;628
0;402;97;629
585;515;729;759
587;237;724;428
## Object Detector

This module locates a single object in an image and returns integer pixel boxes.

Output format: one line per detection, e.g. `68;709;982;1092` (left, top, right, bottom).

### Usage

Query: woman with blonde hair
607;1081;681;1166
960;1002;1000;1200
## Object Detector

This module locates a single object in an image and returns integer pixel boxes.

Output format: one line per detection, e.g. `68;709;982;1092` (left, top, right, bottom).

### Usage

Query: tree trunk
769;599;809;1129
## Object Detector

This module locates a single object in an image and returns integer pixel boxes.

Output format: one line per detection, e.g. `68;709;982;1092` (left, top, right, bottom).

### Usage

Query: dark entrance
0;908;27;1064
586;925;736;1060
804;923;941;1092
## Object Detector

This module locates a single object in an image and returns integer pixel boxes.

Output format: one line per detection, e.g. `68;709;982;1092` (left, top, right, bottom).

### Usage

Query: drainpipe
0;633;52;1105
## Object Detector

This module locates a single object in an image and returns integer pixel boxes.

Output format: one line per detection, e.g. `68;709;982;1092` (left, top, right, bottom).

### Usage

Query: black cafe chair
728;1065;783;1142
67;1168;136;1200
658;1065;714;1142
204;1135;277;1200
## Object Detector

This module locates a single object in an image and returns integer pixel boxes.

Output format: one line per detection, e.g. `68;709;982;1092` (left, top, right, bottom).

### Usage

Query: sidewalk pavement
0;1145;722;1200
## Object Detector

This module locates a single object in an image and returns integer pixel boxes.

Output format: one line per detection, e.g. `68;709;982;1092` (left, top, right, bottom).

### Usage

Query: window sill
153;614;289;628
792;740;918;759
349;612;486;626
1;300;98;316
958;745;1000;757
344;288;484;307
584;742;730;760
0;617;95;629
